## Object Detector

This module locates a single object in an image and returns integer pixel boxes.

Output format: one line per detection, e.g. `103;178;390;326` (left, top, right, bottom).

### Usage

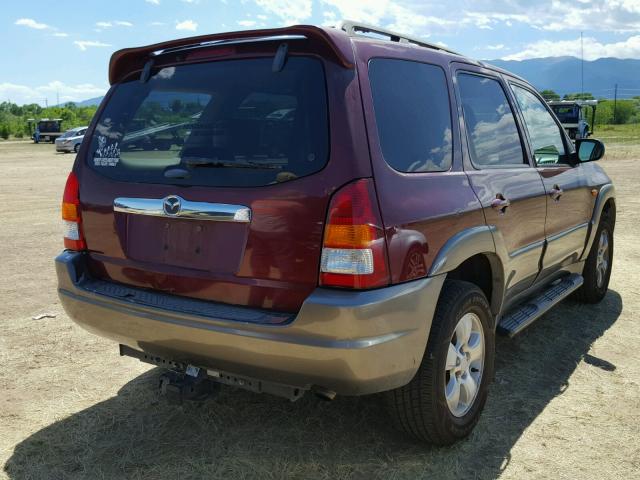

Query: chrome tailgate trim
113;196;251;222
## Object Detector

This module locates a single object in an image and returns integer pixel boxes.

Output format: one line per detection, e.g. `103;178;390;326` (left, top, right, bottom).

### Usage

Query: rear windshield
87;56;329;187
39;121;60;132
551;106;579;122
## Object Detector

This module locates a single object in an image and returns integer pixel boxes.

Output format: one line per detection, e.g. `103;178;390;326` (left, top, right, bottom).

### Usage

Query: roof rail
338;19;461;56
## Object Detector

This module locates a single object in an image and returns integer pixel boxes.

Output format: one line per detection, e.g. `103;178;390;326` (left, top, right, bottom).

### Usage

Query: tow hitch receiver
158;368;218;404
119;344;307;402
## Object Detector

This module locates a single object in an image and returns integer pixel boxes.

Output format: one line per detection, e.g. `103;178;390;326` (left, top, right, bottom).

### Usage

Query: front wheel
384;280;495;445
575;214;614;303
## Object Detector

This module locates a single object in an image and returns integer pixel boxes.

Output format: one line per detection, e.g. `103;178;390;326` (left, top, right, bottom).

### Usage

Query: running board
497;274;584;337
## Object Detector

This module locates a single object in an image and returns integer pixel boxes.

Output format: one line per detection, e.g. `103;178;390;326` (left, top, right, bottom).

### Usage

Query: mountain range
74;96;104;107
486;57;640;99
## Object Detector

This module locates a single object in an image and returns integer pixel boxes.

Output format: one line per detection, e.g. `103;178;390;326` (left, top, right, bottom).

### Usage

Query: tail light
320;178;390;289
61;172;86;250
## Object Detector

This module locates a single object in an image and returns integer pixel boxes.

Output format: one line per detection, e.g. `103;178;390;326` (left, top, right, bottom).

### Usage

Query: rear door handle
491;195;511;214
550;185;563;201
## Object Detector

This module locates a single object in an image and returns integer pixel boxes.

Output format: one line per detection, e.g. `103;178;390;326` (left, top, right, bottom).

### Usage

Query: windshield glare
87;56;329;187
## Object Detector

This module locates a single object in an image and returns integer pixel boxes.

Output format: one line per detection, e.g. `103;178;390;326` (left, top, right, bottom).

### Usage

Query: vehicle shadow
4;291;623;480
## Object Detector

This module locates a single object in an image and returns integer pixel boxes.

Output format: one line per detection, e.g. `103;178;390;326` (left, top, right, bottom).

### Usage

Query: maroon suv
56;22;616;444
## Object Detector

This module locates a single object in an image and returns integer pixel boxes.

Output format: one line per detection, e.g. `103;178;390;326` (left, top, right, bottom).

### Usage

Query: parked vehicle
55;126;88;153
548;100;597;140
56;21;615;445
30;118;64;143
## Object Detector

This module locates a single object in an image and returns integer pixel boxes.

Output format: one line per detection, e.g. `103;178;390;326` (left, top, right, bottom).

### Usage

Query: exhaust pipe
312;386;336;401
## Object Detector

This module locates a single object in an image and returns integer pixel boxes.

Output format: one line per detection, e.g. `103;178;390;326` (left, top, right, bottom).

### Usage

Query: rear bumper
56;251;444;395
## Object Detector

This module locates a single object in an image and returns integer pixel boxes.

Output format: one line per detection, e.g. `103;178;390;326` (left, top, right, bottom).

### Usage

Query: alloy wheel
596;229;610;288
445;312;485;417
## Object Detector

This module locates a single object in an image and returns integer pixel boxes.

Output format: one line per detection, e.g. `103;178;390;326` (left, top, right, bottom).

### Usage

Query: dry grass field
1;140;639;480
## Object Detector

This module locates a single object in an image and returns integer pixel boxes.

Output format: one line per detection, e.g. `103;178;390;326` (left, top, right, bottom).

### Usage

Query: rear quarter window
86;56;329;187
368;58;452;173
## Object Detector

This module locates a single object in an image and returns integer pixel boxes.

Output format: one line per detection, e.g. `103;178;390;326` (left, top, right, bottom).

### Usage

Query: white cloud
257;14;268;20
53;32;69;37
0;81;108;106
74;40;112;51
319;0;453;36
145;0;160;4
313;1;640;37
253;0;312;25
322;10;337;26
96;20;133;28
503;35;640;61
15;18;51;30
176;19;198;31
486;43;505;50
238;20;257;27
461;0;640;33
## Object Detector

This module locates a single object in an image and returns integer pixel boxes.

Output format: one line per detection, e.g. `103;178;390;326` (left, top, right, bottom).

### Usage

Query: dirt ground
0;141;638;480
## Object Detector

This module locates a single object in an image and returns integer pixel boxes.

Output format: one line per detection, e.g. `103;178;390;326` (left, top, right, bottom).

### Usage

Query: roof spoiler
108;25;354;85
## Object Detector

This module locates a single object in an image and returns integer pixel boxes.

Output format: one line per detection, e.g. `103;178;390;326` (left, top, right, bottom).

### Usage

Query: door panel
466;169;547;296
508;83;593;276
453;67;547;299
537;166;593;271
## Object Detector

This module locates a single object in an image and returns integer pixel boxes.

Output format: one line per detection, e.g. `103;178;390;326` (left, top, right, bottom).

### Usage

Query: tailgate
76;42;370;313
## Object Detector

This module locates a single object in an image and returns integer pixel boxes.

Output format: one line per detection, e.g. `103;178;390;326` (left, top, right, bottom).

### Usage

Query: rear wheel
74;144;80;153
384;280;495;445
575;214;613;303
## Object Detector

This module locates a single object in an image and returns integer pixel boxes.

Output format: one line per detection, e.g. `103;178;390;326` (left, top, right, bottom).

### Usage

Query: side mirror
576;139;605;162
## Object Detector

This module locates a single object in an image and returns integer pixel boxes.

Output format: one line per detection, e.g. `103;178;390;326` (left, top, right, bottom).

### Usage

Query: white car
55;127;88;153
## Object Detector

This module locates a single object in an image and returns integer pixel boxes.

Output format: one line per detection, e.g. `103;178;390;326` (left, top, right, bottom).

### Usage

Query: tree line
0;102;98;139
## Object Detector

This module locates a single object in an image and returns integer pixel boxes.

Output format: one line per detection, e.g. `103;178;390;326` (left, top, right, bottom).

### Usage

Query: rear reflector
320;178;390;289
61;172;86;250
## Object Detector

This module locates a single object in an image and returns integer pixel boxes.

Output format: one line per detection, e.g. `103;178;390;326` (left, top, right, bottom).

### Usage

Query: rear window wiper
182;156;283;170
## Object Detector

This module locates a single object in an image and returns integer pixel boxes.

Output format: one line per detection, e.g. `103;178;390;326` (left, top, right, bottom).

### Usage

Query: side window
511;85;567;165
457;73;525;167
369;58;452;172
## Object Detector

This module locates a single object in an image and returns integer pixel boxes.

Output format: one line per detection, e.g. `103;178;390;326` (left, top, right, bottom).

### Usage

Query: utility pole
613;84;618;124
581;32;584;98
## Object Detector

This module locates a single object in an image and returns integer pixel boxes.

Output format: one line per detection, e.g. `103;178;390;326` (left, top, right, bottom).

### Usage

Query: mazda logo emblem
163;195;182;216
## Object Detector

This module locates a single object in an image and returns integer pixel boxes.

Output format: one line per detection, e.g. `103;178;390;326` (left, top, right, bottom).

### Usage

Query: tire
384;280;495;445
74;144;79;153
575;213;614;303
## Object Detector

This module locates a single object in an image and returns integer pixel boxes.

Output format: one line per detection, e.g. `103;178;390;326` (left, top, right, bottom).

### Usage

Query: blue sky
2;0;640;105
